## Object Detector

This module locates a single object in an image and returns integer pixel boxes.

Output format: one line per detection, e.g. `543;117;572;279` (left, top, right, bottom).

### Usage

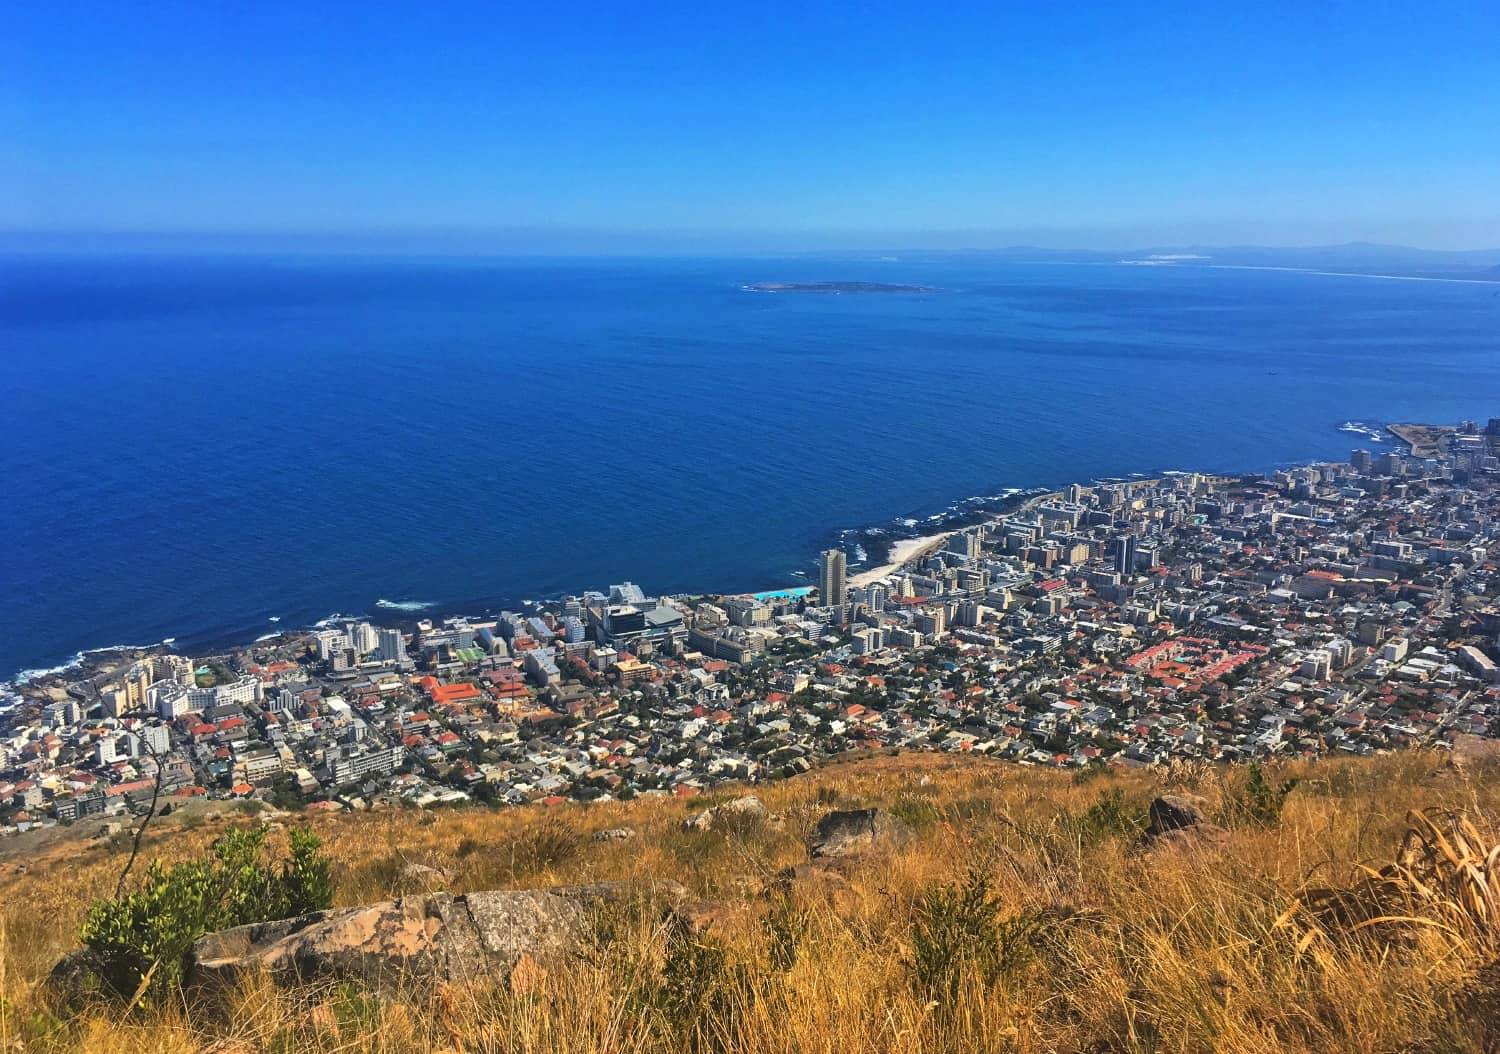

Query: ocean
2;254;1498;679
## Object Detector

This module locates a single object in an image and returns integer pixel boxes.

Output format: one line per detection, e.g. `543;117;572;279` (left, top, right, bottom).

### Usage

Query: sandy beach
849;531;953;588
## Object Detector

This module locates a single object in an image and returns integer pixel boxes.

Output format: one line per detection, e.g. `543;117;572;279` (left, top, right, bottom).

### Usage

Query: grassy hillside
3;747;1500;1052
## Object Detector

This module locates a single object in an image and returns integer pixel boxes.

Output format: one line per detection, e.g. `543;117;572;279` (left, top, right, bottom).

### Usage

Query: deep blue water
3;254;1498;678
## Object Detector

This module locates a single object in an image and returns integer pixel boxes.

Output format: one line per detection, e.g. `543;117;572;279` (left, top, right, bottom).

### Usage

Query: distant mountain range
851;242;1500;280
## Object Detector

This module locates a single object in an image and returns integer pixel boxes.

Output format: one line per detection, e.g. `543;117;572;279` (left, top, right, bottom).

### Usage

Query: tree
113;731;171;898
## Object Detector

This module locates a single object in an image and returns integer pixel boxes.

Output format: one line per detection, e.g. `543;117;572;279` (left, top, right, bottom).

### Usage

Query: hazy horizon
5;227;1500;259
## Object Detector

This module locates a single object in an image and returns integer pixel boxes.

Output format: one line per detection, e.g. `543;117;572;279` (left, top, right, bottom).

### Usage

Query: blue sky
4;1;1499;250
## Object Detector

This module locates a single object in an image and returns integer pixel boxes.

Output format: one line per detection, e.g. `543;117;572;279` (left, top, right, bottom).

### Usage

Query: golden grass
3;748;1499;1053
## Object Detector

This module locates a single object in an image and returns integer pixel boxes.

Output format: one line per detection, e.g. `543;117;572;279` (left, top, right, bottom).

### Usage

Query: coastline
848;532;954;588
1387;422;1456;459
0;476;1221;690
3;433;1451;690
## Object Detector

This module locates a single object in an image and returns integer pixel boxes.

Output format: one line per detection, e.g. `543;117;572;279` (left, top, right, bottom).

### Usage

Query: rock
808;808;912;859
682;795;769;833
1146;825;1227;851
42;948;111;1008
1142;795;1226;850
593;827;636;842
189;880;685;992
1148;795;1210;833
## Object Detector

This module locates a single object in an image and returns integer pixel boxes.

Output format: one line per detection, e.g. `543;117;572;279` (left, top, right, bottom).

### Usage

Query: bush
909;869;1036;1004
651;923;762;1053
1063;788;1150;846
78;824;334;1004
1222;762;1299;828
888;794;944;830
762;895;809;973
500;818;583;881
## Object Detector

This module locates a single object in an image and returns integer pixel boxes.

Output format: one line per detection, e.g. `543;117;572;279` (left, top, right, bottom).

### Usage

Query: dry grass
3;748;1500;1053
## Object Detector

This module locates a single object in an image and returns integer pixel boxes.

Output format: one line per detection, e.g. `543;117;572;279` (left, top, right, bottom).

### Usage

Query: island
743;281;937;294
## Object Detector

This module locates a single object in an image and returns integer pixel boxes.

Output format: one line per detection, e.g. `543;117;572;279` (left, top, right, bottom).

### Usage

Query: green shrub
283;826;335;915
1071;762;1110;786
78;824;334;1004
651;923;763;1053
762;895;809;973
888;794;944;830
1222;762;1300;828
909;869;1037;1004
1063;788;1150;846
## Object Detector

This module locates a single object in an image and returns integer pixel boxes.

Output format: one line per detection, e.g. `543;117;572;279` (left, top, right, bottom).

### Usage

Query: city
4;422;1500;833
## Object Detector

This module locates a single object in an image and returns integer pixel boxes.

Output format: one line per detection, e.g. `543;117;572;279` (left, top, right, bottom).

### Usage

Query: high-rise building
1110;535;1137;575
340;621;378;657
818;549;847;610
152;654;196;686
123;662;152;709
1350;449;1372;473
376;627;409;664
314;629;349;662
855;583;888;612
913;607;947;637
946;530;981;560
101;687;130;719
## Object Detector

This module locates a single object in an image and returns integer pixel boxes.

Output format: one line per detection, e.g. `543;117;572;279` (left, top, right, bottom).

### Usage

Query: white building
376;626;409;664
151;681;192;720
347;621;379;657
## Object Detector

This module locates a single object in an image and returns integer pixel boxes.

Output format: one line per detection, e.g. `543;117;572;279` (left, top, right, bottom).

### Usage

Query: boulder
593;827;636;843
1142;795;1226;850
1147;825;1227;851
42;948;110;1008
190;880;684;991
1148;795;1210;833
682;795;768;833
808;808;911;859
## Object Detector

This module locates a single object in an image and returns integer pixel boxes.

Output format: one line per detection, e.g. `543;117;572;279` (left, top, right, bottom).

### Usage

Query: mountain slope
5;748;1500;1053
